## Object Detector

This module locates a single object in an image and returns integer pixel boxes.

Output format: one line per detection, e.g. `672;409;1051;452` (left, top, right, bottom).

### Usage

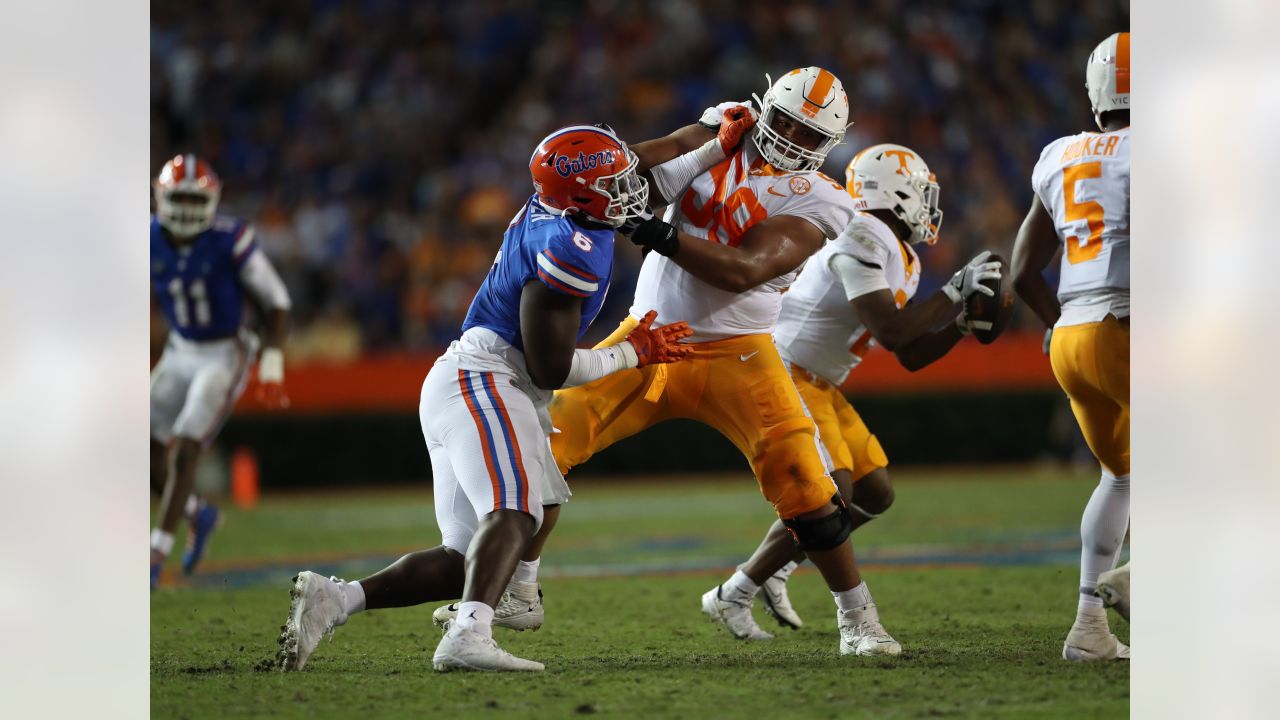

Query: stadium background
150;0;1129;488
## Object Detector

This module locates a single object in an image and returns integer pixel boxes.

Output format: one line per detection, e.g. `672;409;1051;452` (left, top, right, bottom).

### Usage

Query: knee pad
782;495;853;552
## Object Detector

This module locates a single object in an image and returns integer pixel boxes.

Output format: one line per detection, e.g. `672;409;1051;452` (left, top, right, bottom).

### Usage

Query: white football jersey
774;213;921;386
630;143;856;341
1031;127;1130;327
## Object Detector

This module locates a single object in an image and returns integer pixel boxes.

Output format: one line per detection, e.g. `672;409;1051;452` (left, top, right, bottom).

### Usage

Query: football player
150;155;292;590
1011;32;1131;662
706;144;1001;635
278;117;754;673
474;68;1000;656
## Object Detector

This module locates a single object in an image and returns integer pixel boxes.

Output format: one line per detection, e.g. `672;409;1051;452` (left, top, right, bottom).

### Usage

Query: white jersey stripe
536;252;599;293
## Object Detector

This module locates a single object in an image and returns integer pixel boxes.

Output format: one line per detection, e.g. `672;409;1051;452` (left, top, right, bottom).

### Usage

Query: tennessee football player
706;144;1002;633
1011;32;1131;662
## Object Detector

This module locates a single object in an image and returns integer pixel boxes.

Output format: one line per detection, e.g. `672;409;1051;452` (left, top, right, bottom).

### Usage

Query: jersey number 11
168;277;211;328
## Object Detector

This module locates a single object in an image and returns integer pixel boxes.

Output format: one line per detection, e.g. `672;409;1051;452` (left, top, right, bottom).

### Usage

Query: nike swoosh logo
766;187;786;197
740;351;759;362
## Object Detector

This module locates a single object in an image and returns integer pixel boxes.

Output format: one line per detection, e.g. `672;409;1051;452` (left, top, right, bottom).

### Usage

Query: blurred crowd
151;0;1129;359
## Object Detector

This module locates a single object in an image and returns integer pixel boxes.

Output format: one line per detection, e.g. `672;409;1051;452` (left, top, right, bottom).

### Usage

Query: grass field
151;467;1129;719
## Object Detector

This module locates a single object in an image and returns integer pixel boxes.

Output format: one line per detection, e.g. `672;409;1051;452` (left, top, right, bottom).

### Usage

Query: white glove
698;100;758;128
258;347;285;384
1042;328;1053;356
942;251;1002;304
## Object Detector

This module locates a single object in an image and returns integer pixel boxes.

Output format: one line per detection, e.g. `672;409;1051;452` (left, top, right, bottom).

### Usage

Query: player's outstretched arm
631;124;716;174
632;106;756;205
1011;195;1062;328
851;288;961;356
520;281;588;390
891;323;964;372
625;214;824;293
519;284;693;390
238;246;292;408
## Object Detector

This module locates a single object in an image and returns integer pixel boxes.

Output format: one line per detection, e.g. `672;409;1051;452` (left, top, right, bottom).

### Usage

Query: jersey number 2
1062;162;1105;265
168;277;211;328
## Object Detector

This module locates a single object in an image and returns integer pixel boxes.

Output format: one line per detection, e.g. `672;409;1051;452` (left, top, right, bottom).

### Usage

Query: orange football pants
1049;314;1130;475
788;363;889;480
550;317;837;519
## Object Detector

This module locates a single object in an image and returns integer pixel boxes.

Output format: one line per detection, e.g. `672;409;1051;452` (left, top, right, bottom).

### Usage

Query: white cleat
432;625;544;672
838;604;902;656
700;585;773;641
278;571;348;671
1063;606;1130;662
1095;562;1130;621
432;580;544;631
760;573;803;630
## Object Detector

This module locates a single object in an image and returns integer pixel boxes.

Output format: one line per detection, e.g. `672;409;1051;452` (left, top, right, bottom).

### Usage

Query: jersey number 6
1062;161;1105;265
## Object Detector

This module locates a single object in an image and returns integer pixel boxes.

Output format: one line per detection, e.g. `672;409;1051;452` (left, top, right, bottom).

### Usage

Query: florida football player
1011;32;1130;662
510;68;958;657
704;144;1001;635
150;155;291;590
276;121;754;673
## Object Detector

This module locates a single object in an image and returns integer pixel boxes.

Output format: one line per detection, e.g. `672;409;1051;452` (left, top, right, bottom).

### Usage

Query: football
965;251;1013;345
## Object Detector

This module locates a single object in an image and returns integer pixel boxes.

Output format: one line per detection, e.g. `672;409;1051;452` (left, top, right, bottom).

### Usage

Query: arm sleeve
535;233;604;298
561;342;640;388
648;138;725;205
238;248;292;310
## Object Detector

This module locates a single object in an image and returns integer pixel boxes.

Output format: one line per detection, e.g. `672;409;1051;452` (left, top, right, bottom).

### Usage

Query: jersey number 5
1062;161;1105;265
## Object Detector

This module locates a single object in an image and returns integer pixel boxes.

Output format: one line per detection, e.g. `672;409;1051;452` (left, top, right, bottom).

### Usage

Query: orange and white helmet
845;144;942;245
751;67;850;172
153;154;222;237
1086;32;1131;125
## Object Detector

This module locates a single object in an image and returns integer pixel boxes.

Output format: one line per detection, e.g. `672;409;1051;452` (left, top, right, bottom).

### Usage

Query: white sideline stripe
536;253;598;293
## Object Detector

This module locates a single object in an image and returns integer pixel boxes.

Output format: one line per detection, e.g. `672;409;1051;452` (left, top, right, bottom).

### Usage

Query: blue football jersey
151;215;257;341
462;197;615;351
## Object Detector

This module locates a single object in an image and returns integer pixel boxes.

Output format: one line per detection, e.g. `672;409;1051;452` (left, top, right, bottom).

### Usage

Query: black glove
625;217;680;258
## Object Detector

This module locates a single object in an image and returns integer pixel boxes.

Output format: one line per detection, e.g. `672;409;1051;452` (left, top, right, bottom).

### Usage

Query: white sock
453;601;495;637
184;494;200;517
512;558;540;584
150;528;175;556
774;560;800;581
722;570;760;602
1078;471;1130;611
832;581;874;613
338;579;366;615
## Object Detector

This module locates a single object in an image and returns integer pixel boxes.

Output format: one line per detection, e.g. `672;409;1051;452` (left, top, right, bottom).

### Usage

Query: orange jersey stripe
1115;33;1130;94
482;373;529;512
458;369;502;508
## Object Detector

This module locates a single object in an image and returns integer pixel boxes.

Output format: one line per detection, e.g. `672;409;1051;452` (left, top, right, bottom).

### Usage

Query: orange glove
717;105;757;154
626;310;693;366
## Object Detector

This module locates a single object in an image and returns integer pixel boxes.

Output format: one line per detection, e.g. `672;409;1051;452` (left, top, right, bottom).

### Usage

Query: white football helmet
751;67;850;172
845;144;942;245
154;154;222;237
1086;32;1130;128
